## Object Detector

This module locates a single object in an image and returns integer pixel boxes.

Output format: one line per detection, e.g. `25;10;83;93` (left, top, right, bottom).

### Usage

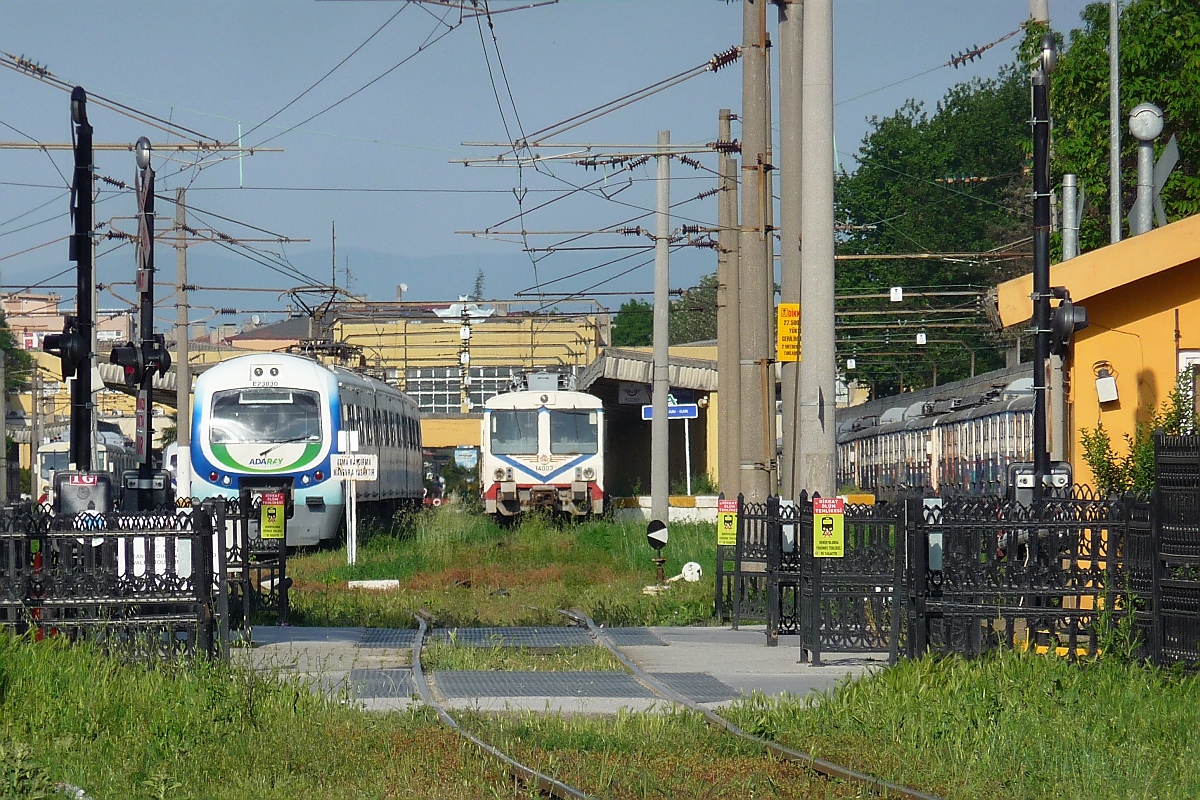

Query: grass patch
724;649;1200;800
458;708;868;799
286;508;719;628
421;640;623;672
0;631;530;799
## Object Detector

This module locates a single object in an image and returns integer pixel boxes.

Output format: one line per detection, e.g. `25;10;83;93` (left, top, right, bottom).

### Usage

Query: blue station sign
641;403;699;421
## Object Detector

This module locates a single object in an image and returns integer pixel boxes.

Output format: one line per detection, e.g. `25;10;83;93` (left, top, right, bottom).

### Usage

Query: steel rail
410;616;592;800
562;611;943;800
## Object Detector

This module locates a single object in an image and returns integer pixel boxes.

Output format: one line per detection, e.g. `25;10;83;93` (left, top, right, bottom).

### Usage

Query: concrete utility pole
716;109;742;499
651;130;671;524
739;0;775;502
798;0;836;497
777;0;803;500
1110;0;1122;243
175;188;192;498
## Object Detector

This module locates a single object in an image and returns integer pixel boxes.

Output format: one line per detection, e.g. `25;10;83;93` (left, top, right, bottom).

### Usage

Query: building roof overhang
579;347;718;392
996;213;1200;328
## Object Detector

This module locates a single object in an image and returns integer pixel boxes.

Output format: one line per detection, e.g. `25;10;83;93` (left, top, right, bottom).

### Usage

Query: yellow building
996;213;1200;486
333;302;609;450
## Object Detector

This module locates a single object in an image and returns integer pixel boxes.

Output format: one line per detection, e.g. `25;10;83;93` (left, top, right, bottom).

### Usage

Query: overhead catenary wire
2;52;226;146
236;2;413;145
0;117;71;188
491;45;740;152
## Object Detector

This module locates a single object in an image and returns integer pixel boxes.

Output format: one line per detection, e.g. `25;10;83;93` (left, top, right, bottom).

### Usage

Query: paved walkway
233;625;887;714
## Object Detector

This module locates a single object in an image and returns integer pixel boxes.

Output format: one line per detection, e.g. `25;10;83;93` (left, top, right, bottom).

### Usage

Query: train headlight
221;475;232;486
494;468;506;481
270;367;279;377
301;474;311;485
253;367;263;377
583;467;595;480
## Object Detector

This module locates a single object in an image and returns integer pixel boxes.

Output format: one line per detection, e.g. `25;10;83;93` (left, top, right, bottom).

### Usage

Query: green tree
0;317;34;393
470;269;486;302
610;299;653;346
1049;0;1200;252
835;68;1029;394
669;273;718;345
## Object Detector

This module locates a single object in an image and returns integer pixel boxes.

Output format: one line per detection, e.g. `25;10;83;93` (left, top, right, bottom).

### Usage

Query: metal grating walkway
603;627;667;646
650;672;739;703
358;628;417;648
435;670;656;698
430;626;595;648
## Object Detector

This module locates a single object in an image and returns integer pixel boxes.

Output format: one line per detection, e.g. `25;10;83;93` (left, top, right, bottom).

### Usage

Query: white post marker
335;430;377;566
684;417;692;495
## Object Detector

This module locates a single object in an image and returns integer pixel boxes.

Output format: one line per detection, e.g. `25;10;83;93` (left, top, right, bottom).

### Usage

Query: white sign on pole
337;430;360;453
332;454;378;481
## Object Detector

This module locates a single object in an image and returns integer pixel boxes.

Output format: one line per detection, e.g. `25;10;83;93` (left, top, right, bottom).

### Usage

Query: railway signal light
42;317;87;379
110;343;142;386
109;335;172;388
1049;288;1088;356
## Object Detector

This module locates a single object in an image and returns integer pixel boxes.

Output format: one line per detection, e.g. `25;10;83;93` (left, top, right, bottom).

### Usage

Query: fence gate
764;493;907;664
717;496;770;627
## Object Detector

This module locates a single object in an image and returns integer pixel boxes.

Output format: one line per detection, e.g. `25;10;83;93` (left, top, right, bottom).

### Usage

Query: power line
1;53;226;145
247;9;463;150
238;2;412;144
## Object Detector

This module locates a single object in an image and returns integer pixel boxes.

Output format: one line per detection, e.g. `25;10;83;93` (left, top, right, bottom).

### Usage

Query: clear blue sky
0;0;1095;327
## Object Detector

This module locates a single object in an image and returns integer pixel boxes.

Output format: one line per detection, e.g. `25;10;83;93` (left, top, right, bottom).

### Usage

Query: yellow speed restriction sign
812;496;844;558
261;491;287;540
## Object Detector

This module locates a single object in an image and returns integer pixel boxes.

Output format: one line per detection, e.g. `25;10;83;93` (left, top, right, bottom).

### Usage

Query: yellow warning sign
261;491;286;540
717;498;738;546
813;496;844;558
776;302;800;362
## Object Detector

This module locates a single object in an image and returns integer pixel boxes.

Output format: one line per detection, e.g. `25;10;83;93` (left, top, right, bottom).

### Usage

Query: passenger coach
191;352;422;546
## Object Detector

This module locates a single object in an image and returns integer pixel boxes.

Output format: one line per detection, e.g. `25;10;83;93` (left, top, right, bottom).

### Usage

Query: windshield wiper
258;436;315;457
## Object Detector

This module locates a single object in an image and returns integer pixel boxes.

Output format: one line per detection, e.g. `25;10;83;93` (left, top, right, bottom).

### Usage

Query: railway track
411;615;593;799
411;614;942;800
563;611;942;800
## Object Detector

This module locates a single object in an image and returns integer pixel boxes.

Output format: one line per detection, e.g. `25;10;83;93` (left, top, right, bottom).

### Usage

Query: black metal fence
721;474;1200;669
0;495;291;660
0;502;220;659
1144;432;1200;665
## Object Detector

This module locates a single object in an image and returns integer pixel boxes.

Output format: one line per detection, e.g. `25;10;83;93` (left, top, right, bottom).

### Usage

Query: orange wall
1068;266;1200;486
421;416;482;449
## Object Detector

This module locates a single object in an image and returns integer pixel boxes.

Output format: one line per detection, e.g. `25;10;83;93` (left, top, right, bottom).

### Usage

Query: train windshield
550;410;598;455
490;410;538;455
209;389;322;444
39;450;70;482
